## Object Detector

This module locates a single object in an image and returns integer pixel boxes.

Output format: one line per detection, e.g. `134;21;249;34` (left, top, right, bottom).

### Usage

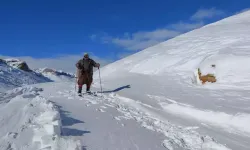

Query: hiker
75;53;100;94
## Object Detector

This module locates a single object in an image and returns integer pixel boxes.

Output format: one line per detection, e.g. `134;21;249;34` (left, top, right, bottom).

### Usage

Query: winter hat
84;53;89;58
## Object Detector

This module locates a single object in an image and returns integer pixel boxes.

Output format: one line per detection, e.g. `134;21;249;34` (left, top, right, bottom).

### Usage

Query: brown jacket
76;58;98;74
76;58;98;85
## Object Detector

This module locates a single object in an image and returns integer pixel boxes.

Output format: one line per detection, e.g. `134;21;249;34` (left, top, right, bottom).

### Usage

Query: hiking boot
86;86;90;92
78;87;82;94
86;90;91;94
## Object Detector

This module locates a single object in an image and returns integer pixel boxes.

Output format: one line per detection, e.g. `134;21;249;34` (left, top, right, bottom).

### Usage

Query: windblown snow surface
0;60;51;92
0;86;81;150
1;10;250;150
35;68;75;82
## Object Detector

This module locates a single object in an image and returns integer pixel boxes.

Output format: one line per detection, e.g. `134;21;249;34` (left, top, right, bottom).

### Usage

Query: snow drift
0;86;81;150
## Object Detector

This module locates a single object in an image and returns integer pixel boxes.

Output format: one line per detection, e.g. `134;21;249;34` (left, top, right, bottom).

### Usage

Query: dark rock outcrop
0;58;6;64
17;62;32;72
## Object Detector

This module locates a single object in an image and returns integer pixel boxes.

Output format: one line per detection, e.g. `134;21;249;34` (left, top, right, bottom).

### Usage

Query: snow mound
36;68;75;82
0;61;51;92
0;86;82;150
99;10;250;88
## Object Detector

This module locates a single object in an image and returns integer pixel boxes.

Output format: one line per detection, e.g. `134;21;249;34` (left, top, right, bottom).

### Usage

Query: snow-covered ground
91;10;250;149
1;10;250;150
0;60;51;92
0;86;81;150
35;68;75;82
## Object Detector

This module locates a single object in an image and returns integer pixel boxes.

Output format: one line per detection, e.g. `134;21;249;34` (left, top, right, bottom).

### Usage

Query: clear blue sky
0;0;249;61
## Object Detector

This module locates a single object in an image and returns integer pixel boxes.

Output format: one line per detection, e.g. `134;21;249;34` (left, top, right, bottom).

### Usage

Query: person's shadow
56;105;91;137
101;85;131;93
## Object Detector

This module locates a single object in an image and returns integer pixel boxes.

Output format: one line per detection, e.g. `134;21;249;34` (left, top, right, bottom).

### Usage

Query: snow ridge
32;95;81;150
0;87;81;150
35;68;75;82
0;60;51;92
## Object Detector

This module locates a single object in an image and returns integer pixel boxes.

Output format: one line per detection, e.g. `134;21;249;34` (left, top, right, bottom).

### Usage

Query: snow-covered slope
35;68;75;82
92;10;250;150
0;60;51;92
0;86;81;150
100;10;250;89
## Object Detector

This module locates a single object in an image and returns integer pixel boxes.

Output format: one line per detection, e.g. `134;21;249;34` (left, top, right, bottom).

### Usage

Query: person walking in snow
76;53;100;95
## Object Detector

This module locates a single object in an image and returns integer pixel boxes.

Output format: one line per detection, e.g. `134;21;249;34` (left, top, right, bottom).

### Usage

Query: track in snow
37;82;231;150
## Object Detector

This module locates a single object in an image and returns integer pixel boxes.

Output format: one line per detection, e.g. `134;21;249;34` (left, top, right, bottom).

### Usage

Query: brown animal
198;68;217;84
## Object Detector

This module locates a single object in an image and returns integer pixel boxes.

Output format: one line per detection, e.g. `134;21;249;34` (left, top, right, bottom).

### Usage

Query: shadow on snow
60;109;84;126
62;128;90;136
82;146;87;150
101;85;131;93
55;104;91;138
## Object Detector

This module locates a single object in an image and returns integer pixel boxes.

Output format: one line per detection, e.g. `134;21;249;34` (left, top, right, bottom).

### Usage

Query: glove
96;63;100;69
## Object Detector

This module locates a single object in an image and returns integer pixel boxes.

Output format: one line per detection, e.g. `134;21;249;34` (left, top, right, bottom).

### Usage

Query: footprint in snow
100;106;107;109
7;132;18;139
114;116;121;121
88;100;98;104
105;103;115;108
57;91;63;94
184;126;199;130
96;108;105;112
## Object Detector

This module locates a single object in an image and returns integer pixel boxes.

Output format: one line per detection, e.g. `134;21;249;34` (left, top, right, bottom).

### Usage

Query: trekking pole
75;69;78;95
98;68;103;93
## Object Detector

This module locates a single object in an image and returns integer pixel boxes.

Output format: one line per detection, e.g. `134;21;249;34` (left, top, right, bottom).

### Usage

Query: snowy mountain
1;10;250;150
92;10;250;150
100;11;250;88
35;68;75;82
0;59;51;92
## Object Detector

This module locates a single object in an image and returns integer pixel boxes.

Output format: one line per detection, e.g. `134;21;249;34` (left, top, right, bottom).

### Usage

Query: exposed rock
17;62;32;72
42;68;56;74
4;59;32;72
0;58;6;64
